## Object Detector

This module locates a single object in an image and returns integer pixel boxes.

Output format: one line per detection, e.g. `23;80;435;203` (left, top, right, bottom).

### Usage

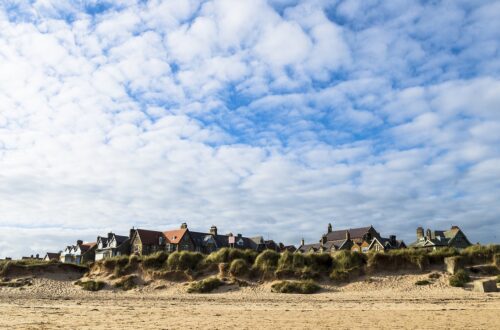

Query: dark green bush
329;269;349;282
114;275;136;291
206;248;257;265
271;280;320;294
306;253;334;272
167;251;204;271
187;277;224;293
142;252;169;270
335;251;366;270
253;250;280;272
449;269;470;287
229;259;249;277
77;280;105;291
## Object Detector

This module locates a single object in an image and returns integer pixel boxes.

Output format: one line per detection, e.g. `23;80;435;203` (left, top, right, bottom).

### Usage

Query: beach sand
0;272;498;329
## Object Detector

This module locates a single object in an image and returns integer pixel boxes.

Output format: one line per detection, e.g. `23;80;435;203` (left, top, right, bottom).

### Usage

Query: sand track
0;273;498;329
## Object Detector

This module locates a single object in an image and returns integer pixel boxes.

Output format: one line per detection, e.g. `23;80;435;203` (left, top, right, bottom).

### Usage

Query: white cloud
0;0;499;258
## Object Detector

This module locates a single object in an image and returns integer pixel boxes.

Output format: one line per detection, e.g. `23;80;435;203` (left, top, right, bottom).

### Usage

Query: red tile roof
163;229;187;244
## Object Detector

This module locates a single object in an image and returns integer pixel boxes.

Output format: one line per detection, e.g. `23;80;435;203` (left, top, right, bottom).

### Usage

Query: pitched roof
163;229;188;244
44;252;60;260
135;229;165;245
80;242;96;253
325;226;375;241
297;243;321;253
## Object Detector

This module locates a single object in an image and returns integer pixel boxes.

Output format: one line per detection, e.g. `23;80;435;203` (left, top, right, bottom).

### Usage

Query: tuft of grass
187;277;224;293
415;280;431;286
167;251;204;271
449;269;471;287
306;253;334;272
114;275;136;291
335;251;366;270
493;253;500;268
428;272;441;279
497;275;500;283
367;249;428;271
142;252;169;270
229;259;249;277
205;248;257;265
77;280;105;291
253;250;280;273
329;269;350;283
271;280;320;294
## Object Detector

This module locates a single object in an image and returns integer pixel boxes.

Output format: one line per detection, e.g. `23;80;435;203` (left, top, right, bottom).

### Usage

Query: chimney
210;225;217;236
426;229;432;240
328;223;332;233
108;232;114;240
416;227;424;240
345;230;351;240
129;228;135;239
301;238;305;246
237;233;242;238
180;222;188;229
451;225;459;230
321;234;327;244
77;240;83;246
36;253;39;259
389;235;396;244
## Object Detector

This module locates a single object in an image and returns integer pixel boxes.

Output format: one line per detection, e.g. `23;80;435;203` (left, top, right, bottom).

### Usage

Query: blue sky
0;0;499;257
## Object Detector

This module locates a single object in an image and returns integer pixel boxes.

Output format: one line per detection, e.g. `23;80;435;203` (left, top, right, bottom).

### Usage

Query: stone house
368;235;407;252
95;232;130;260
59;240;96;264
130;223;268;255
43;252;60;261
410;225;471;250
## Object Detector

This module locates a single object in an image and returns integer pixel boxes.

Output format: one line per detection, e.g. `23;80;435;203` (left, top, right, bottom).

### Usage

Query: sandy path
0;273;498;329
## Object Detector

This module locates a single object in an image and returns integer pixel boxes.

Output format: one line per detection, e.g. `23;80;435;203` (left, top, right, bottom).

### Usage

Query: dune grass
449;270;471;287
114;275;137;291
187;277;224;293
76;280;105;291
415;280;431;286
229;258;249;277
271;280;320;294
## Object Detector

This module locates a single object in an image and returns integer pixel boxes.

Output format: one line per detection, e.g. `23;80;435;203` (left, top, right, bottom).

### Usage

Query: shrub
329;269;349;283
335;251;366;270
277;251;294;271
187;277;224;293
206;248;258;265
428;272;441;279
415;280;431;285
253;250;280;272
142;252;169;270
167;251;204;271
271;280;320;294
461;244;500;264
114;275;136;291
306;253;334;272
77;280;105;291
367;249;428;271
449;269;471;287
229;259;249;277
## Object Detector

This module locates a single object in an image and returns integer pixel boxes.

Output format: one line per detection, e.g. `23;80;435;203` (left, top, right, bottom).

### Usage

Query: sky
0;0;499;258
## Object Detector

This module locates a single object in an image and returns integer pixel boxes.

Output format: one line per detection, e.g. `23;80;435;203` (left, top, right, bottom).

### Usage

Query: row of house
296;223;471;254
45;222;472;264
51;223;287;264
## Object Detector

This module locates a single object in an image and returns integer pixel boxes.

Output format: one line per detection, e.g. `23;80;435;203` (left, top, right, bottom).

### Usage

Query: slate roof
44;252;60;260
297;243;321;253
325;226;376;241
135;229;165;245
411;227;464;248
80;242;96;253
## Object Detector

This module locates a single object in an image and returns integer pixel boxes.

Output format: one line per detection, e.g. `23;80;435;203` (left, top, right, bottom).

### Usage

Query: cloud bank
0;0;499;257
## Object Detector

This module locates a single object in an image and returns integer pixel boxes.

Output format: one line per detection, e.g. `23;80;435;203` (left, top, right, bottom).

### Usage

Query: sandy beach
0;272;498;329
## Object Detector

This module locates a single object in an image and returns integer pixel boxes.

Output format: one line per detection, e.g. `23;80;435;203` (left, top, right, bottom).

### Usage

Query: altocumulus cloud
0;0;499;257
